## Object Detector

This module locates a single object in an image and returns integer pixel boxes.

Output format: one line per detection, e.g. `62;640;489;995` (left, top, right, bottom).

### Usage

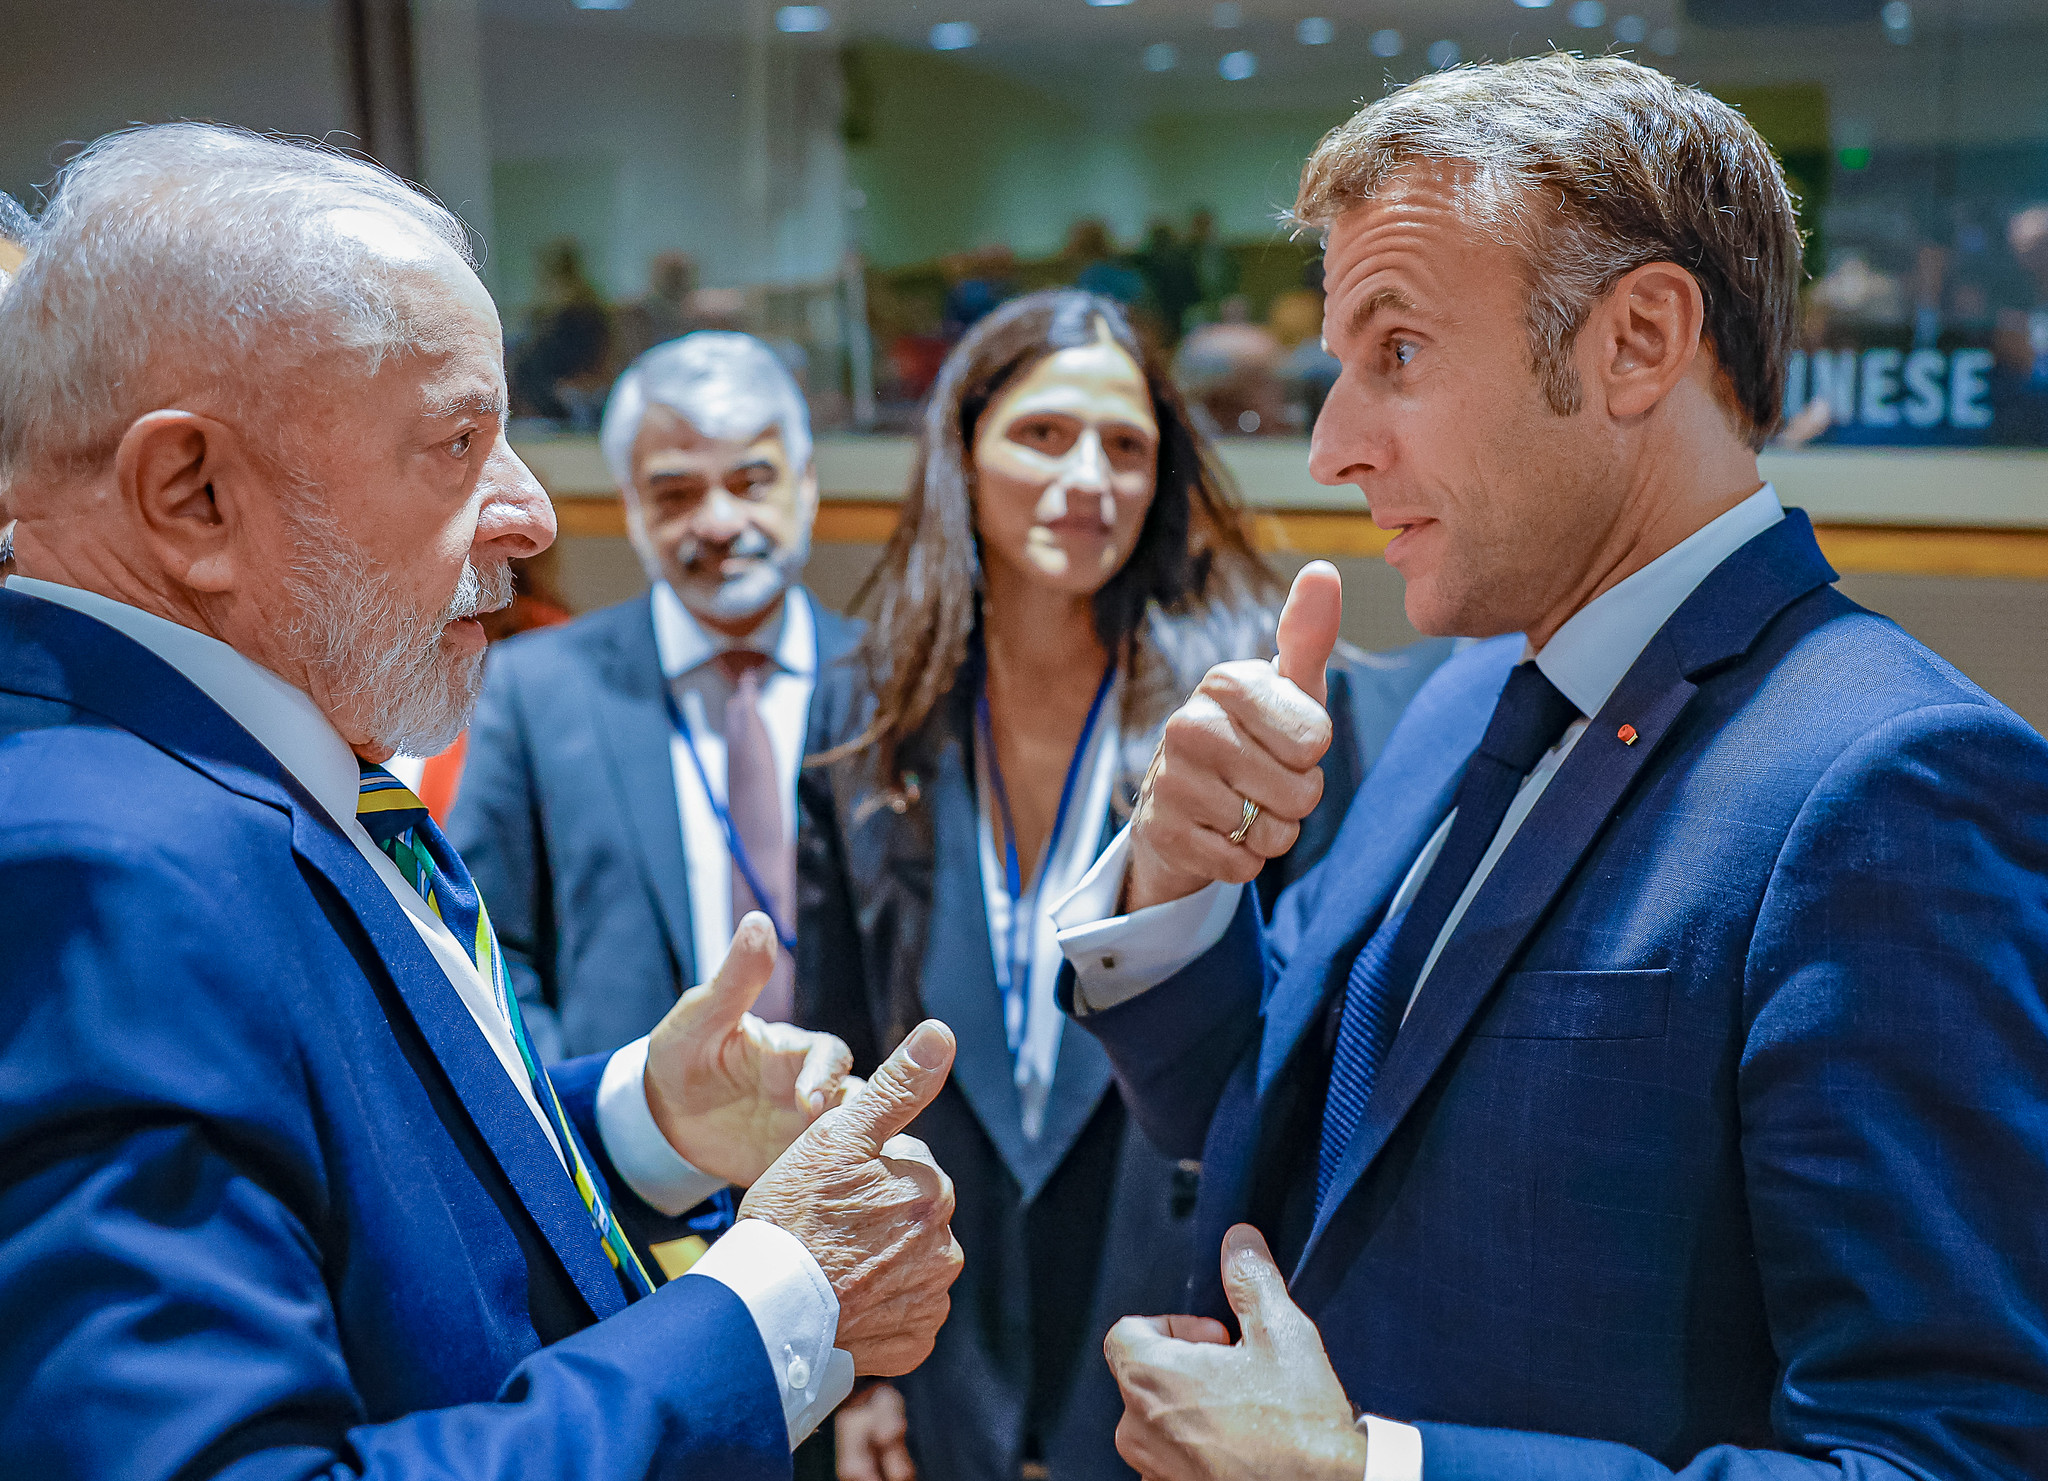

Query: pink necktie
715;650;795;1022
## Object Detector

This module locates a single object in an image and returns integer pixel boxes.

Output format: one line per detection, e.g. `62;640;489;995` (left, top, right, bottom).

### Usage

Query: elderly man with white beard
0;123;964;1481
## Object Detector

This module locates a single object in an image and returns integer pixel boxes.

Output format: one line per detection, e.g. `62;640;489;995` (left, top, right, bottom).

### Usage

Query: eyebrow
423;391;507;420
1346;287;1420;338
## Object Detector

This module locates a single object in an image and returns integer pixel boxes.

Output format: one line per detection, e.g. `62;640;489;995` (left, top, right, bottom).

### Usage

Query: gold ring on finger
1227;796;1260;846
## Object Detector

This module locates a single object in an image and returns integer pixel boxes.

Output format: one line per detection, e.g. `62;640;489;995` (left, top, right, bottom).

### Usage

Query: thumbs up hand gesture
1103;1225;1369;1481
1126;562;1344;912
741;1020;966;1376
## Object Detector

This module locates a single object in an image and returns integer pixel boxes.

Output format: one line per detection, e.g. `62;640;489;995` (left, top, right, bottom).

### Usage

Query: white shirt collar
5;575;366;828
650;581;813;682
1533;485;1784;720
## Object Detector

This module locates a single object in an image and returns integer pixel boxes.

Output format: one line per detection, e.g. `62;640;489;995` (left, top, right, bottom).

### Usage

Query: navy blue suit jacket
797;638;1453;1481
1067;512;2048;1478
0;588;789;1479
451;589;863;1061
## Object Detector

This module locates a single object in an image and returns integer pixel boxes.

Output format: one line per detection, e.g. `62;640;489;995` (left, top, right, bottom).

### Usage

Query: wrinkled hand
643;912;856;1185
835;1382;916;1481
742;1020;965;1376
1126;563;1342;912
1104;1225;1367;1481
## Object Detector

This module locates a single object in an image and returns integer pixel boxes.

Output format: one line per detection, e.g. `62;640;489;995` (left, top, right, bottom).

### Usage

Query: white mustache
440;561;517;623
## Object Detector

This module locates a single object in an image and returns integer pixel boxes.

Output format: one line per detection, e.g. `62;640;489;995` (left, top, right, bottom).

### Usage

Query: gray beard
282;506;515;758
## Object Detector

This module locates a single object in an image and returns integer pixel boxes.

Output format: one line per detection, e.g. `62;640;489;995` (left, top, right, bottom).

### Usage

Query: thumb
695;911;779;1029
1274;561;1341;709
832;1019;956;1151
1219;1224;1308;1355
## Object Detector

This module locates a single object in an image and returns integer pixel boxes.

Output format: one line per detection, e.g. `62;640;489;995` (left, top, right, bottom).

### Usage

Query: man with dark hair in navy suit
1049;54;2048;1481
0;123;962;1479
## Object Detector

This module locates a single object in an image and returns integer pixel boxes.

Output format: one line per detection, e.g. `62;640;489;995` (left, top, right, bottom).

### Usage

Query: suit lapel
1294;511;1842;1281
918;729;1036;1173
588;597;697;989
290;811;630;1319
0;593;628;1320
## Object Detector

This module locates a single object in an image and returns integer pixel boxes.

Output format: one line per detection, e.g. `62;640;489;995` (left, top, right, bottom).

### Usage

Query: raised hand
1126;561;1343;912
642;911;856;1185
1104;1224;1366;1481
741;1020;965;1376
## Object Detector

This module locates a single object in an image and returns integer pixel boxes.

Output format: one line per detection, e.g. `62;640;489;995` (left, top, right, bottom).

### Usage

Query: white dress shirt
1048;486;1785;1481
651;581;816;982
972;674;1122;1140
5;574;852;1447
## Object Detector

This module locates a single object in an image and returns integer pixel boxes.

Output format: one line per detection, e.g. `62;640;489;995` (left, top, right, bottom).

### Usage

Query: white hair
599;331;813;490
0;123;472;488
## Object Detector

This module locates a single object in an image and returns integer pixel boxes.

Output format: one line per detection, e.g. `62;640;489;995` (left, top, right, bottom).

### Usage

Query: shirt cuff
594;1036;729;1217
1358;1413;1422;1481
1050;823;1244;1014
690;1218;857;1448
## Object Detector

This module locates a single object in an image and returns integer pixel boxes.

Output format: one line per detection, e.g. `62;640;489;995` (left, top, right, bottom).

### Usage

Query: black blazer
451;588;865;1061
795;635;1453;1481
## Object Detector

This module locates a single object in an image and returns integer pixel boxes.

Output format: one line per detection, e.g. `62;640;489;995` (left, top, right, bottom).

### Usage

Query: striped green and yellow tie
356;761;656;1299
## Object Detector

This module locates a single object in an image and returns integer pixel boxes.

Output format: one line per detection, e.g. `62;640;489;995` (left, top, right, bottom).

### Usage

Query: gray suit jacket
451;587;864;1061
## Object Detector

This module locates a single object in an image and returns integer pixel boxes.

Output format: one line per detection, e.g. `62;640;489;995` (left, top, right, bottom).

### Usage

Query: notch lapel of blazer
918;726;1060;1192
0;597;629;1321
290;811;628;1319
589;597;697;988
1295;510;1841;1282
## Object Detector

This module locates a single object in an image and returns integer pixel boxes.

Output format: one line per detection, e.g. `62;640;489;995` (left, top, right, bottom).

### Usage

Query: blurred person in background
1173;296;1288;436
1136;220;1200;347
944;243;1020;341
1065;219;1145;310
1993;204;2048;442
1270;256;1342;428
614;250;699;369
510;237;612;428
799;290;1453;1481
1183;207;1238;326
452;332;862;1065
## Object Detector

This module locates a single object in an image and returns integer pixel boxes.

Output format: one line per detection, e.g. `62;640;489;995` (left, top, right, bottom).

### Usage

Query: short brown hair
1296;53;1803;448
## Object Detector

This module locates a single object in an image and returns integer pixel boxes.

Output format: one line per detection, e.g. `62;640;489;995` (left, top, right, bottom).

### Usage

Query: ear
1586;261;1707;422
113;410;257;595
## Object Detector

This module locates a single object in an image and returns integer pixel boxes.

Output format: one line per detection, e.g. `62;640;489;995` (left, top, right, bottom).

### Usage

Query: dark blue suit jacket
1067;512;2048;1478
798;636;1454;1481
451;589;863;1061
0;588;789;1480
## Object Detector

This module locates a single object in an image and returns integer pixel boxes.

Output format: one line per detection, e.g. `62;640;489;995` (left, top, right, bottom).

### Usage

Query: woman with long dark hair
797;291;1449;1481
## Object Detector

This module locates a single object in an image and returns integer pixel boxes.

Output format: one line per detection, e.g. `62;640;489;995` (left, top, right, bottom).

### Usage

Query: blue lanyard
976;664;1116;1056
661;684;798;953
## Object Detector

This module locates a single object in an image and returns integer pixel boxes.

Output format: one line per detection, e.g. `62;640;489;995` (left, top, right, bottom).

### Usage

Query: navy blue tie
1316;662;1579;1211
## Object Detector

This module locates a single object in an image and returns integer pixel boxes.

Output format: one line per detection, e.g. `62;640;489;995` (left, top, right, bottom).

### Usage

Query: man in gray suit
452;333;862;1062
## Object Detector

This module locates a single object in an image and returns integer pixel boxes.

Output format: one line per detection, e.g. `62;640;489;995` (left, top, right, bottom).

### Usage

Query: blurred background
6;0;2045;723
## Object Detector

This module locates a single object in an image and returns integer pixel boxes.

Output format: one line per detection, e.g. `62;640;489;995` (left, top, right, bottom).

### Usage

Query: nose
1306;373;1380;490
475;438;556;561
1041;427;1115;524
690;485;750;545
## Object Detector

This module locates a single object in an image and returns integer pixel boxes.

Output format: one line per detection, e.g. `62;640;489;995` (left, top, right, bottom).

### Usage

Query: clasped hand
1105;1225;1367;1481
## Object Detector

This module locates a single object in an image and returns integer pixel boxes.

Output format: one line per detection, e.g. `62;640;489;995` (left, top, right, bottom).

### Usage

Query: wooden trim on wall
548;496;2048;581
